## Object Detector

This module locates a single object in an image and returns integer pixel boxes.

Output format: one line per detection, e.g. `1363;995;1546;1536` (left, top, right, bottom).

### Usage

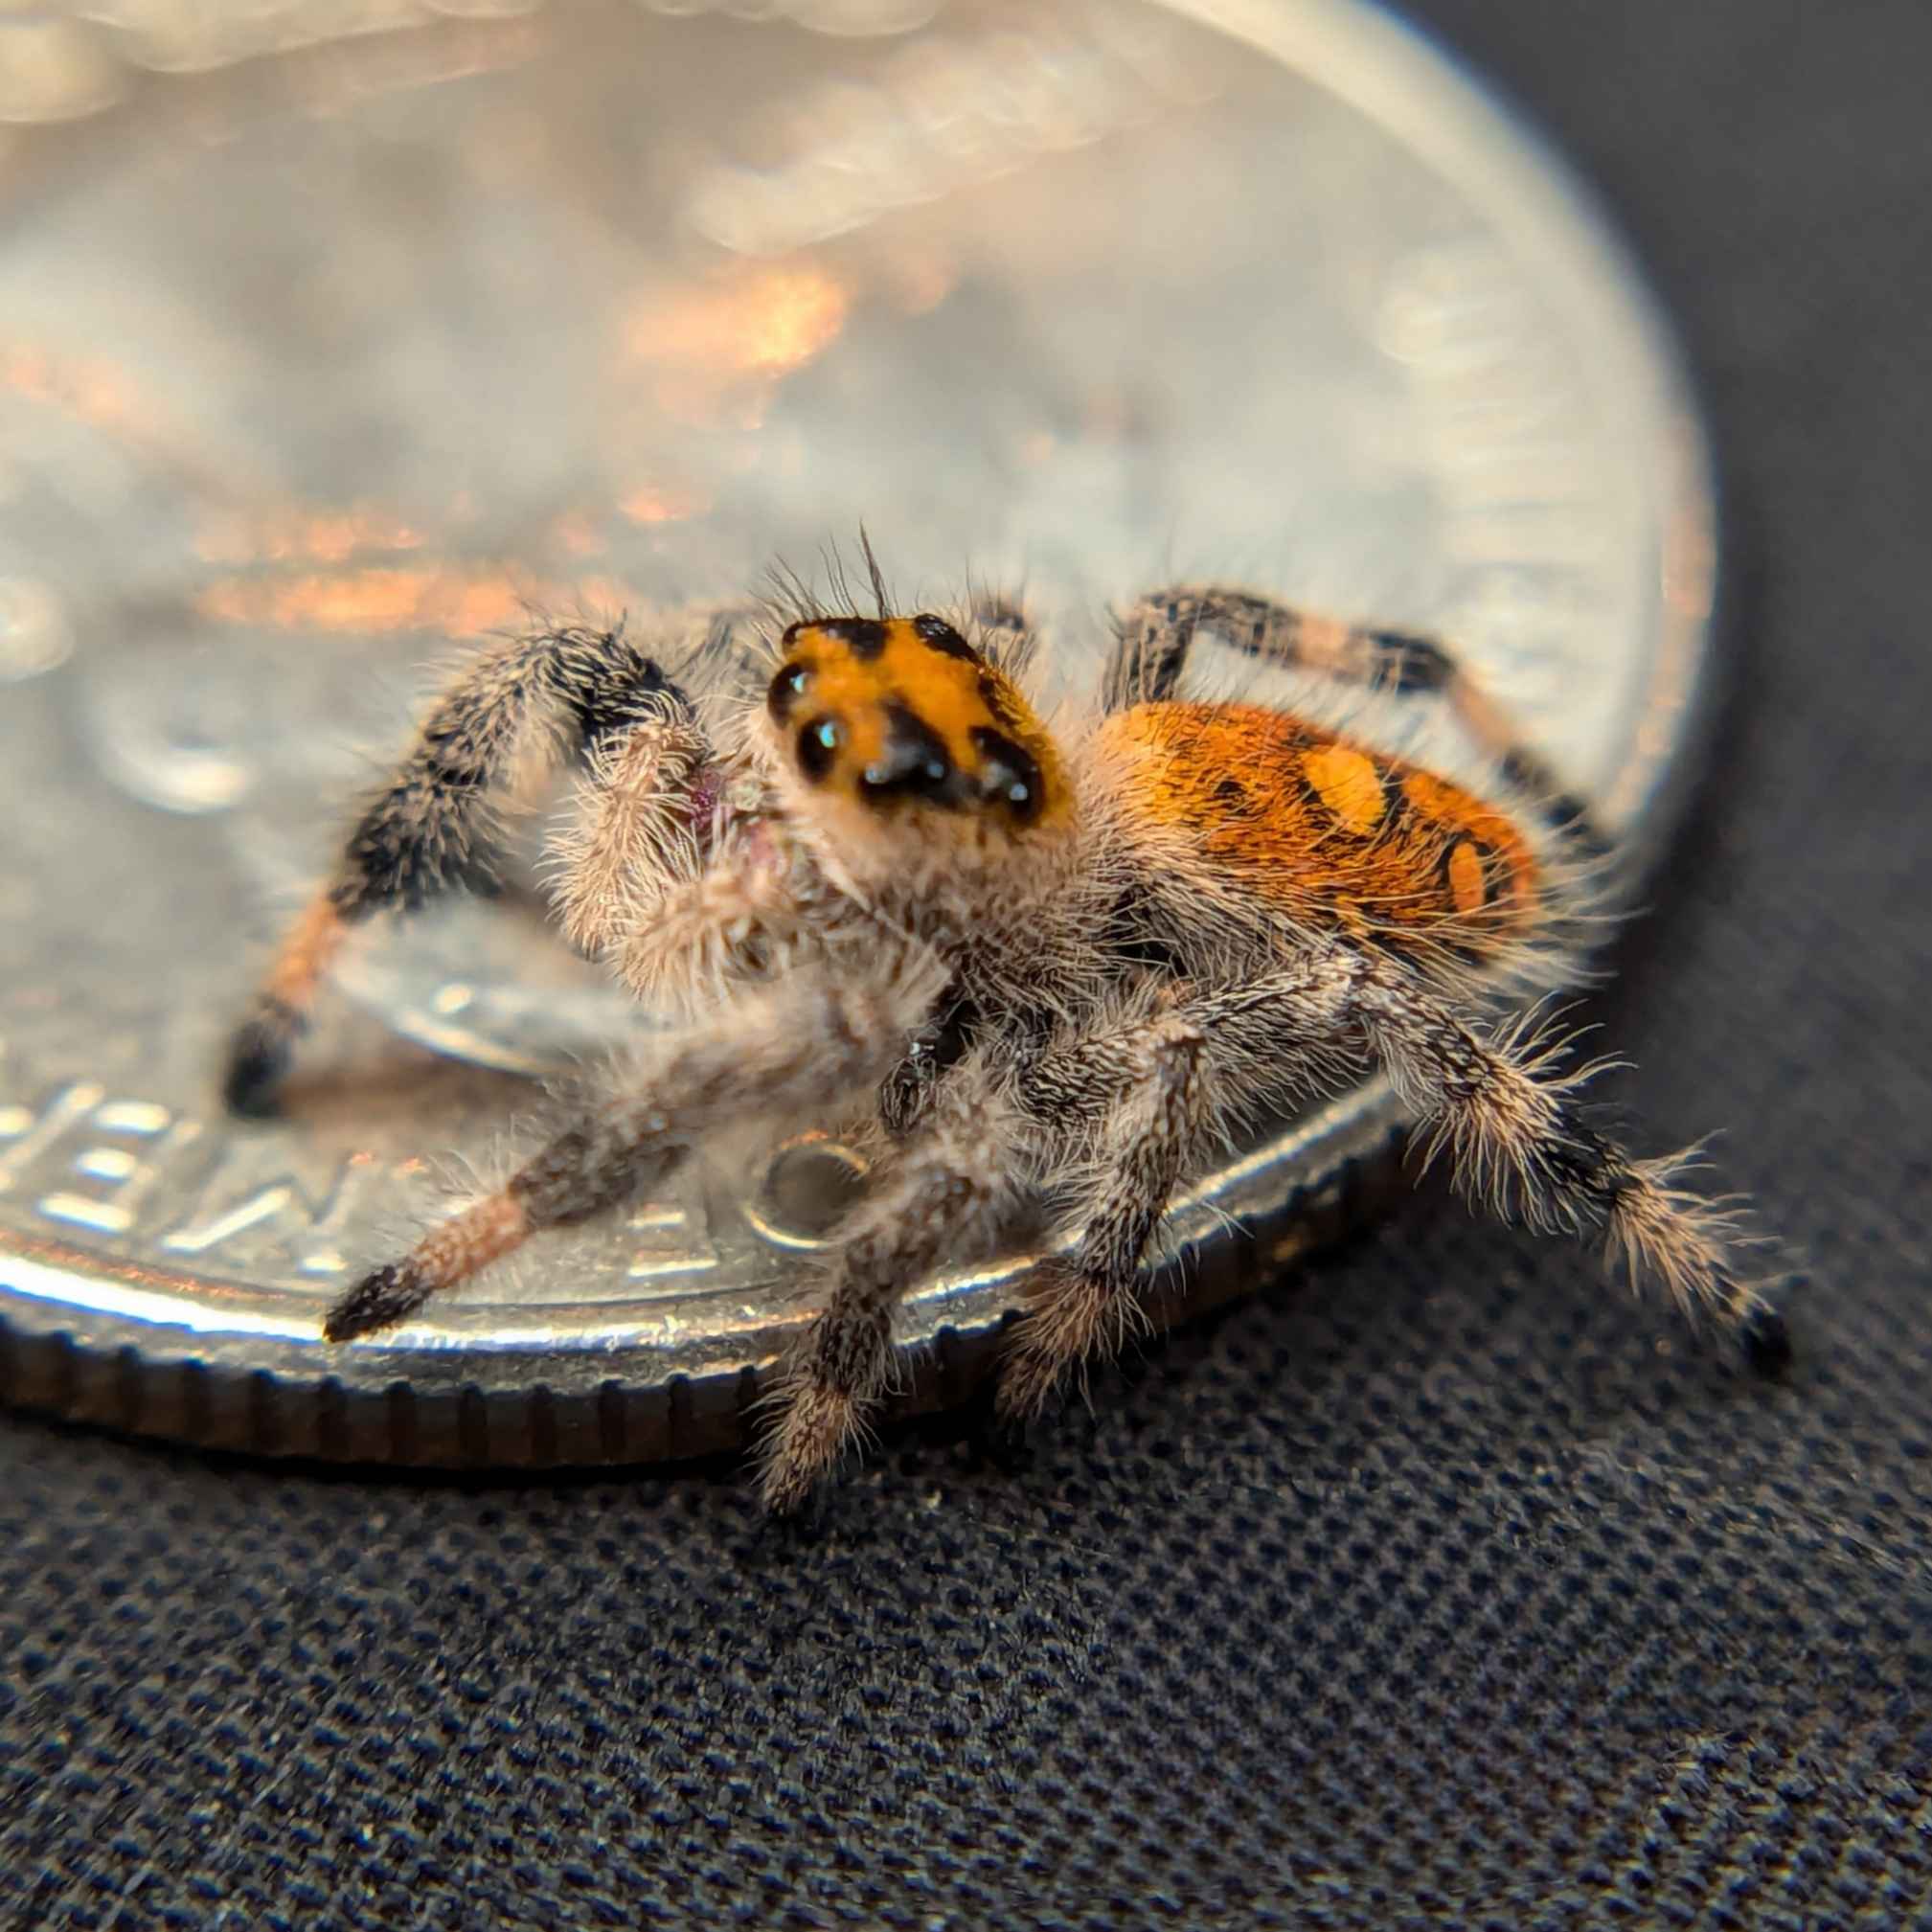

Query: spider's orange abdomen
1099;700;1541;951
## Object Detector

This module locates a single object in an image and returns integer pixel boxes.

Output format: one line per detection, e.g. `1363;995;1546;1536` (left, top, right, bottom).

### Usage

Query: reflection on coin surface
0;0;1714;1466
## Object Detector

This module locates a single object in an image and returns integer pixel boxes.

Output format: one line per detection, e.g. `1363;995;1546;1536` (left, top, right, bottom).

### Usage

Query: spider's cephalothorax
750;614;1086;989
222;576;1787;1510
763;613;1064;831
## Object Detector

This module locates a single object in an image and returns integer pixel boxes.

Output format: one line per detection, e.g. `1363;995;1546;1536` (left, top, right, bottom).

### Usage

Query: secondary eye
796;716;841;782
767;662;812;721
859;703;961;806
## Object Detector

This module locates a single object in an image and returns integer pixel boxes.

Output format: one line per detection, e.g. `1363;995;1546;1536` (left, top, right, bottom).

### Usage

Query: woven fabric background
5;3;1930;1926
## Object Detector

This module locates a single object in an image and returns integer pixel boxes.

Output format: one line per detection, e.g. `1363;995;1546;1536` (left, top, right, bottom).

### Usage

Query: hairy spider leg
757;1061;1026;1512
324;957;944;1342
1105;585;1609;856
223;625;699;1116
1188;944;1787;1360
994;1011;1216;1422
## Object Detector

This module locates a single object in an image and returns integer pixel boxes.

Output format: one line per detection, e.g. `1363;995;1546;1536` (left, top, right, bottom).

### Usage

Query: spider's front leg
545;705;715;959
222;622;710;1116
324;948;946;1342
757;1058;1027;1512
991;1008;1216;1424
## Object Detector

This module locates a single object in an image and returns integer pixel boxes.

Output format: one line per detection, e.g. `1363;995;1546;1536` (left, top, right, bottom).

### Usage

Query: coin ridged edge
0;1116;1408;1468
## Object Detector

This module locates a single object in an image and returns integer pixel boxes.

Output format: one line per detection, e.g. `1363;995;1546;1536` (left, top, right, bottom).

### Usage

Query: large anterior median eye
796;716;841;781
859;702;962;806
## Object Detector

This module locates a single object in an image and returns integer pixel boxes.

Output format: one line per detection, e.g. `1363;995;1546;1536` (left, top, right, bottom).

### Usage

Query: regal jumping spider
223;555;1786;1509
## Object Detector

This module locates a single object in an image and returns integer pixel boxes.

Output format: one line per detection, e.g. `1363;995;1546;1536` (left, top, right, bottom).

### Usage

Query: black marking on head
861;703;963;806
913;613;980;662
1369;628;1455;694
816;616;891;660
767;662;812;723
969;726;1043;824
797;716;842;784
975;667;1031;735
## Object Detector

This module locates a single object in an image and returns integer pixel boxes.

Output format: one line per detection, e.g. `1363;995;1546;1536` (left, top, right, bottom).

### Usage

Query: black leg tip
1739;1305;1793;1375
323;1265;412;1343
222;1011;297;1119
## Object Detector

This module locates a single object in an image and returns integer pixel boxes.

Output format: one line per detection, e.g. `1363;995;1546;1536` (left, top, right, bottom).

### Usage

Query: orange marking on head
769;614;1065;827
1098;701;1542;950
1301;743;1387;834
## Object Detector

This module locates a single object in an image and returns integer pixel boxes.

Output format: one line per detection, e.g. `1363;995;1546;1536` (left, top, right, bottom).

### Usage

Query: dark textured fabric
5;5;1931;1927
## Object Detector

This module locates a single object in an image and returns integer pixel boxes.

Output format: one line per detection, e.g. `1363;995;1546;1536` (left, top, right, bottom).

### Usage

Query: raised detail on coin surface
0;0;1715;1467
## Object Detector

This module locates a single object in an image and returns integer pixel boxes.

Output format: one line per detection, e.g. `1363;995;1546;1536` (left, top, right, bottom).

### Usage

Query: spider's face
764;615;1065;836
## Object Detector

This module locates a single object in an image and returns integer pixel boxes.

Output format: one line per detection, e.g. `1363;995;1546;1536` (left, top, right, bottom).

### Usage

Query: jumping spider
223;557;1787;1510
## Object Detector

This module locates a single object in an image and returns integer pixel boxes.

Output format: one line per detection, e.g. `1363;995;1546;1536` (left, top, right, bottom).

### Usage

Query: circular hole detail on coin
744;1137;874;1253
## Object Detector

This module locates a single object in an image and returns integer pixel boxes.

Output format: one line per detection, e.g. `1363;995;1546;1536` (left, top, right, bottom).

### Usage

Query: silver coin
0;0;1715;1466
